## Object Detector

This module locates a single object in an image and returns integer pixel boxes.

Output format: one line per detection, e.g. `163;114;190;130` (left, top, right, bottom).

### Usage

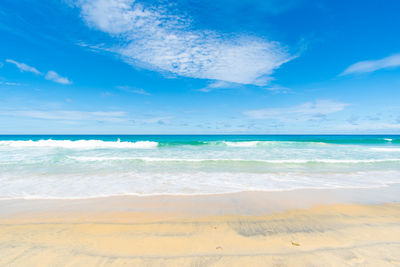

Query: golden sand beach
1;187;400;266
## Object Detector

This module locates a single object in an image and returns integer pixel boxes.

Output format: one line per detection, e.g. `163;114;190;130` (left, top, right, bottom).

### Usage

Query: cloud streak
1;108;174;125
116;86;151;95
336;122;400;131
6;59;41;75
244;100;348;121
341;54;400;75
75;0;292;85
5;59;72;84
0;81;20;86
1;110;128;122
196;81;239;92
45;71;72;84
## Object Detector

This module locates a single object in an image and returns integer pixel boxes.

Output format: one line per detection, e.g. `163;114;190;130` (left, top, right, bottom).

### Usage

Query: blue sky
1;0;400;134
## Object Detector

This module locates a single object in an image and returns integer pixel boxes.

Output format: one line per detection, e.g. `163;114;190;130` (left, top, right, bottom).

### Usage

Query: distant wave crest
207;141;328;147
0;139;159;149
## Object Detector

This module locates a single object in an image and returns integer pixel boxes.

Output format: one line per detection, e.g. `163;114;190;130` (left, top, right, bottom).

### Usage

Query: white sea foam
222;141;262;147
1;170;400;199
217;141;328;147
0;140;159;149
384;138;393;142
68;156;212;162
0;139;333;149
370;147;400;152
67;156;400;164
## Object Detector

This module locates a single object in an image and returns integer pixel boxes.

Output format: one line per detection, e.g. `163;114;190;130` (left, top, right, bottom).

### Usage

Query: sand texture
1;202;400;266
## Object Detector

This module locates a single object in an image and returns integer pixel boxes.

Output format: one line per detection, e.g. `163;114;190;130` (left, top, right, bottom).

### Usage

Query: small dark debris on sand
291;241;300;246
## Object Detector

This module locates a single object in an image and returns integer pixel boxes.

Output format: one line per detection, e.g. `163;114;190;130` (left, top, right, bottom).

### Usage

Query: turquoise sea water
0;135;400;199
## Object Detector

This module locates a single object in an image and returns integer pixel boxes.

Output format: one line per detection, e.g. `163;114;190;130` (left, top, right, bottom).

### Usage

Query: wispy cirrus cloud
0;81;20;86
5;59;72;84
45;71;72;85
133;116;173;125
116;85;151;95
244;100;348;121
6;59;41;75
1;109;128;122
341;53;400;75
264;84;290;94
1;108;174;125
336;122;400;131
196;81;240;92
74;0;292;85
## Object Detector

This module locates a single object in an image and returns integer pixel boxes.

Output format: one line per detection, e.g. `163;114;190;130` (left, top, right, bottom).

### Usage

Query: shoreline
2;182;400;199
1;184;400;220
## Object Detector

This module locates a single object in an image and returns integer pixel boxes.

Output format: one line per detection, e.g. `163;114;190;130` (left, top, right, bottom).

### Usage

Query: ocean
0;135;399;199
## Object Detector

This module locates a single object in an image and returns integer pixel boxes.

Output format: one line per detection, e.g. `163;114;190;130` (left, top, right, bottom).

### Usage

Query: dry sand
1;187;400;266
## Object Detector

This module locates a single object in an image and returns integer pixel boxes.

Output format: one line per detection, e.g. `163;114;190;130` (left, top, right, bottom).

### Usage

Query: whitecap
0;139;159;149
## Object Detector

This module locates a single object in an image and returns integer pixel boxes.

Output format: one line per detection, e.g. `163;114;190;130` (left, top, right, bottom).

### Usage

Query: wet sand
1;186;400;266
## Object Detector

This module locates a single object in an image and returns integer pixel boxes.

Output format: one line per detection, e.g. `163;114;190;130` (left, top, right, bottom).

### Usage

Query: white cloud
196;81;239;92
336;122;400;131
1;109;174;124
45;71;72;84
264;84;290;93
244;100;348;121
2;110;127;122
341;54;400;75
116;86;151;95
6;59;41;75
136;116;173;124
6;59;72;85
0;81;20;86
74;0;292;85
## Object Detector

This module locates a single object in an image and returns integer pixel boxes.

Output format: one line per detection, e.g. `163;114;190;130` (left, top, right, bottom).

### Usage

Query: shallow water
1;135;400;198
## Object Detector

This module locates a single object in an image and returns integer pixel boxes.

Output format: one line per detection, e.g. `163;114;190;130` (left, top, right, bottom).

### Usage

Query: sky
1;0;400;134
